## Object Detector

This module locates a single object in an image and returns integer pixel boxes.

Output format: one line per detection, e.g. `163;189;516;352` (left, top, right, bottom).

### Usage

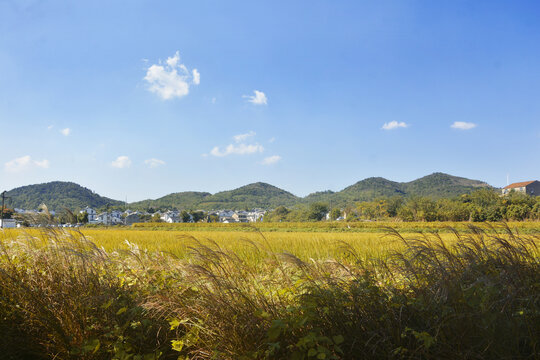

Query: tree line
264;189;540;222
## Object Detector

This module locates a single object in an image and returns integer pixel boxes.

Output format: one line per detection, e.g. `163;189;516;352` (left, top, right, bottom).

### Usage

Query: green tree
386;196;404;217
77;211;89;224
265;206;290;222
307;202;329;221
329;208;342;220
0;208;14;219
505;204;531;221
180;210;191;223
190;211;206;222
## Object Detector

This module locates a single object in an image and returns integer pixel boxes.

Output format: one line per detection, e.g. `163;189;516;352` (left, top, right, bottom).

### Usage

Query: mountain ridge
5;181;124;211
5;173;493;211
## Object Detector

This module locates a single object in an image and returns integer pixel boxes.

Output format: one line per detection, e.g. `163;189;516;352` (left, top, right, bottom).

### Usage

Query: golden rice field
0;223;539;358
3;221;538;262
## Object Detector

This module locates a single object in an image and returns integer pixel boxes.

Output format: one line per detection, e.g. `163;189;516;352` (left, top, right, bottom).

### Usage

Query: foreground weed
0;224;538;359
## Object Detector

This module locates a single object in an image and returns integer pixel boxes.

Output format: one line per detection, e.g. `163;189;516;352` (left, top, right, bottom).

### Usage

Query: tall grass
0;224;538;359
131;220;540;233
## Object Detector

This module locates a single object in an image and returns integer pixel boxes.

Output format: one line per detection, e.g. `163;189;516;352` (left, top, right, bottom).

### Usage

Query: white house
110;210;124;224
218;210;236;223
96;212;111;225
0;219;16;228
161;211;180;223
81;207;97;223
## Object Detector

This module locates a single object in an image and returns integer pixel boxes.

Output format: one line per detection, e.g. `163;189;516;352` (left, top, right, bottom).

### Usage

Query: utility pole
1;191;6;229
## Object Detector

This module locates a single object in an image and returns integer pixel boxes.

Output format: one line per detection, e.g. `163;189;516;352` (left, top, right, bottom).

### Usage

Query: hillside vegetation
4;173;493;211
5;182;123;211
131;173;491;210
305;173;490;206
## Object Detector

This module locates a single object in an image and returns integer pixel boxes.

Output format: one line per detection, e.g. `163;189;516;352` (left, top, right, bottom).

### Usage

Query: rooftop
503;181;537;189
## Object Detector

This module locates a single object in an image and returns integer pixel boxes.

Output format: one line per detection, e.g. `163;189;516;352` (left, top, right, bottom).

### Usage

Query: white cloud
34;159;50;168
144;158;165;168
244;90;267;105
60;128;71;136
47;125;53;130
192;69;200;85
451;121;477;130
111;156;131;168
260;155;281;165
144;51;199;100
382;121;408;130
210;143;264;157
4;155;49;173
268;137;276;143
233;131;256;143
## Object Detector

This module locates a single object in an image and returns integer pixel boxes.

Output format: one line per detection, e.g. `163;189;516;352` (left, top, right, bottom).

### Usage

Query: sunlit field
85;229;410;261
1;228;408;263
3;221;538;262
0;223;538;359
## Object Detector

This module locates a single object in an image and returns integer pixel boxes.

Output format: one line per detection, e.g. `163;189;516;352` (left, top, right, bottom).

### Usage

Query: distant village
78;207;267;226
0;207;267;228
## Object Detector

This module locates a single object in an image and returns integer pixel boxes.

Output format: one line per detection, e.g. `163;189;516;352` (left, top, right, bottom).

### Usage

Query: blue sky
1;0;539;201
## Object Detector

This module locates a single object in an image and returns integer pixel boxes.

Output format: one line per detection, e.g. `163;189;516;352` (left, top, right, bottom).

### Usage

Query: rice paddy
0;223;538;359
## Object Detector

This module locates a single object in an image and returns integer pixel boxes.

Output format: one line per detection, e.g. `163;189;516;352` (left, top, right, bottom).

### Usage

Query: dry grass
0;224;538;359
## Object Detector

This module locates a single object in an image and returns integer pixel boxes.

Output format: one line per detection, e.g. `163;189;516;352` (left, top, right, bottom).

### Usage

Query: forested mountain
197;182;299;210
130;192;211;211
5;182;123;211
6;173;493;211
131;182;299;211
402;172;490;197
304;173;491;207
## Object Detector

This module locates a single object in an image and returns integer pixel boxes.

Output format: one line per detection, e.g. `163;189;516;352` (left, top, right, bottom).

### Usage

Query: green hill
402;172;491;197
130;191;211;210
303;173;491;207
337;177;406;201
197;182;299;210
5;182;123;211
6;173;493;212
130;182;299;211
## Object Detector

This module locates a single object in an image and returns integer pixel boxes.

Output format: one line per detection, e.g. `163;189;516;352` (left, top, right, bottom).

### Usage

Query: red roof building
502;180;540;196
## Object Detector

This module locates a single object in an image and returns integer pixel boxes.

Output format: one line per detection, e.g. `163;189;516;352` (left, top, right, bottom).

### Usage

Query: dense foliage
266;189;540;222
0;225;538;359
2;173;489;212
129;183;299;211
5;181;123;211
193;182;299;210
130;192;211;211
303;173;490;206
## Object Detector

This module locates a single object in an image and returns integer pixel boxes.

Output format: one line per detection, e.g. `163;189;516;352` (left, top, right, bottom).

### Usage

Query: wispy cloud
192;69;200;85
4;155;49;173
451;121;477;130
382;121;408;130
144;158;165;168
268;137;276;143
243;90;267;105
60;128;71;136
260;155;281;165
210;143;264;157
111;156;131;168
233;131;256;143
144;51;200;100
47;125;53;130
